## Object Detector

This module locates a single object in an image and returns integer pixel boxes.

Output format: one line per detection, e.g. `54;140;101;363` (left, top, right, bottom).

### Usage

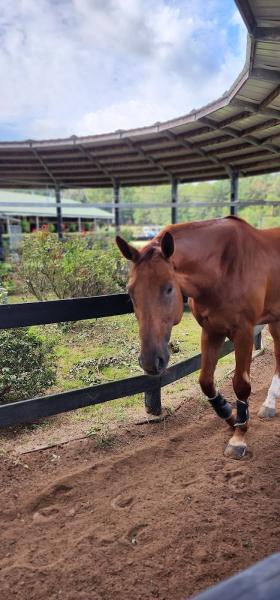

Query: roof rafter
31;146;63;187
254;27;280;42
251;68;280;84
164;130;229;173
259;84;280;110
231;98;280;120
122;137;175;181
200;117;280;155
77;145;117;185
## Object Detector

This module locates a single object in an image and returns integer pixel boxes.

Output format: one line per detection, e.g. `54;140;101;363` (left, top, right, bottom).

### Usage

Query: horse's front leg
199;329;235;427
224;325;253;460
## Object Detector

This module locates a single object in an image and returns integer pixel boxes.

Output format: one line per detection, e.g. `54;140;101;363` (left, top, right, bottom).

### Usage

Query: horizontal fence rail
0;293;134;329
0;294;263;427
192;553;280;600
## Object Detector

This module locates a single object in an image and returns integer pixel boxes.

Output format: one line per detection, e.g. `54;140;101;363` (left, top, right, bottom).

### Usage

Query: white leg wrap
263;374;280;410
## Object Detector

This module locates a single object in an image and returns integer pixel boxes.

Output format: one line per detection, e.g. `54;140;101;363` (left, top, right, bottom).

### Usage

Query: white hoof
258;405;276;419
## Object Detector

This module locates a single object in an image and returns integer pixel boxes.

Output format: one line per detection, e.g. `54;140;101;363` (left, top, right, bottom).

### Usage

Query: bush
21;220;31;233
0;328;57;404
0;262;15;294
19;229;128;300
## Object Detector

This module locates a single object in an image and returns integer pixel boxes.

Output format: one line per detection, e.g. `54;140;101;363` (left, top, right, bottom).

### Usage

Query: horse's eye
166;285;173;295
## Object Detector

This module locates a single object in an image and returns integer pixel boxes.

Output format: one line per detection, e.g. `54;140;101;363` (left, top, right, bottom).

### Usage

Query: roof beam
231;98;280;120
214;148;273;162
254;27;280;42
251;68;280;84
240;118;280;137
77;145;116;185
217;110;251;129
233;155;280;171
122;137;175;180
31;146;63;187
200;116;280;155
259;84;280;110
0;175;51;187
164;130;228;172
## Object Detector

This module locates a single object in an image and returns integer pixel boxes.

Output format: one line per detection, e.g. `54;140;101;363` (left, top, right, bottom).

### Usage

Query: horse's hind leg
258;321;280;419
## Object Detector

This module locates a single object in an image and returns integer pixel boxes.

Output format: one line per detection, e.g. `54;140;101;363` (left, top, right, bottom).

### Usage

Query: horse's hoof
258;405;276;419
224;443;247;460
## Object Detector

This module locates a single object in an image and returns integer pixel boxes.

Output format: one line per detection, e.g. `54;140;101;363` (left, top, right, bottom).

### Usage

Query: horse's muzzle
139;350;169;376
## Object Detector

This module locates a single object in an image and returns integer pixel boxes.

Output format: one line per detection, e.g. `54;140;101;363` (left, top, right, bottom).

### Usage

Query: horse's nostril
155;355;165;373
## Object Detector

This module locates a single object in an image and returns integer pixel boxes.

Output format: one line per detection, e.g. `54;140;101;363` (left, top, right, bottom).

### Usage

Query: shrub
21;220;31;233
0;328;57;404
0;262;15;294
19;229;128;300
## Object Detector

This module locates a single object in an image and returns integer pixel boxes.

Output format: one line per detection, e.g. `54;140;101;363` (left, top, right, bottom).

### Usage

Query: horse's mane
136;244;159;265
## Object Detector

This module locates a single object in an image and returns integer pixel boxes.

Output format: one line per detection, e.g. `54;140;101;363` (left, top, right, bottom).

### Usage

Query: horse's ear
160;231;174;259
116;236;139;263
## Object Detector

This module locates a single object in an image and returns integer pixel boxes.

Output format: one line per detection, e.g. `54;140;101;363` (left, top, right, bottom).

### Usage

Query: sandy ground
0;343;280;600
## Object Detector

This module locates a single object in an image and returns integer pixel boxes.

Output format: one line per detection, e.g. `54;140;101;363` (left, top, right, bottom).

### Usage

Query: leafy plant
86;423;116;447
0;328;57;404
19;229;128;300
0;262;15;294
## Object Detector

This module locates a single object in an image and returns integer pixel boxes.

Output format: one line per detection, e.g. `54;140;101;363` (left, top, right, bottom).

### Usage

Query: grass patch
8;305;237;433
86;423;117;448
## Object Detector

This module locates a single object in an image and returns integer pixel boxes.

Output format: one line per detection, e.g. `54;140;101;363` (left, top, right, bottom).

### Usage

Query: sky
0;0;247;142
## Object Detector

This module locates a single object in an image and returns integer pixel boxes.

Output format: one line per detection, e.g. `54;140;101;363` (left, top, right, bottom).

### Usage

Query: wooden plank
0;294;134;329
192;552;280;599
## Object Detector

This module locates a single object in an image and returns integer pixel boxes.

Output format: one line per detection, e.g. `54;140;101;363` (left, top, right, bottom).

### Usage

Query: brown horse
116;216;280;460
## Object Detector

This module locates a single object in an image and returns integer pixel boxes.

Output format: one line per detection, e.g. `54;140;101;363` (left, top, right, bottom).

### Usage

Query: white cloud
0;0;247;140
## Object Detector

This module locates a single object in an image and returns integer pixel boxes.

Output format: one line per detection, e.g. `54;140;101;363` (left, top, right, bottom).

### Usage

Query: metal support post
113;181;120;232
171;177;178;224
55;187;63;240
230;171;239;216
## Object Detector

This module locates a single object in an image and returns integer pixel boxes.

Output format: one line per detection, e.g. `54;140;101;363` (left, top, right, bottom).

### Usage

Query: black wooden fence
0;293;262;427
192;553;280;600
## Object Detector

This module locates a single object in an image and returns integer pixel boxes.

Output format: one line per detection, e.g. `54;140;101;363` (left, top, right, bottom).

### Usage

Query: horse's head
116;232;184;376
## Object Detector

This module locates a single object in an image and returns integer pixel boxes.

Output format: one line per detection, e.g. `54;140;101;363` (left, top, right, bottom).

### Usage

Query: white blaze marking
263;374;280;409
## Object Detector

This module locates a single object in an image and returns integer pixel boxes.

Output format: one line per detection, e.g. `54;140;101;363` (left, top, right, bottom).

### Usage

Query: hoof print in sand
126;524;149;546
111;494;134;510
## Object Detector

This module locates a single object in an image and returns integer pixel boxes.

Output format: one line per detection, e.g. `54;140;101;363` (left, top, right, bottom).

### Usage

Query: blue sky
0;0;247;141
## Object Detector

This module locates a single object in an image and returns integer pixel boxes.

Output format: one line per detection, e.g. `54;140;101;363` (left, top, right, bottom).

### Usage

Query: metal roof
0;0;280;189
0;191;113;220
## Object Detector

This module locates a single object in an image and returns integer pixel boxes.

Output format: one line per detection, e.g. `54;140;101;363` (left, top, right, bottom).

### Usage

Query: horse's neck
171;223;222;300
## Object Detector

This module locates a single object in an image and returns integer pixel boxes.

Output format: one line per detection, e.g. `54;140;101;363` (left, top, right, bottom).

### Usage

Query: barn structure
0;190;112;234
0;0;280;237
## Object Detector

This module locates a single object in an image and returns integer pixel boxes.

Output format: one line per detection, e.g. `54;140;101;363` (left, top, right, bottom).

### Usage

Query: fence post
144;386;162;416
